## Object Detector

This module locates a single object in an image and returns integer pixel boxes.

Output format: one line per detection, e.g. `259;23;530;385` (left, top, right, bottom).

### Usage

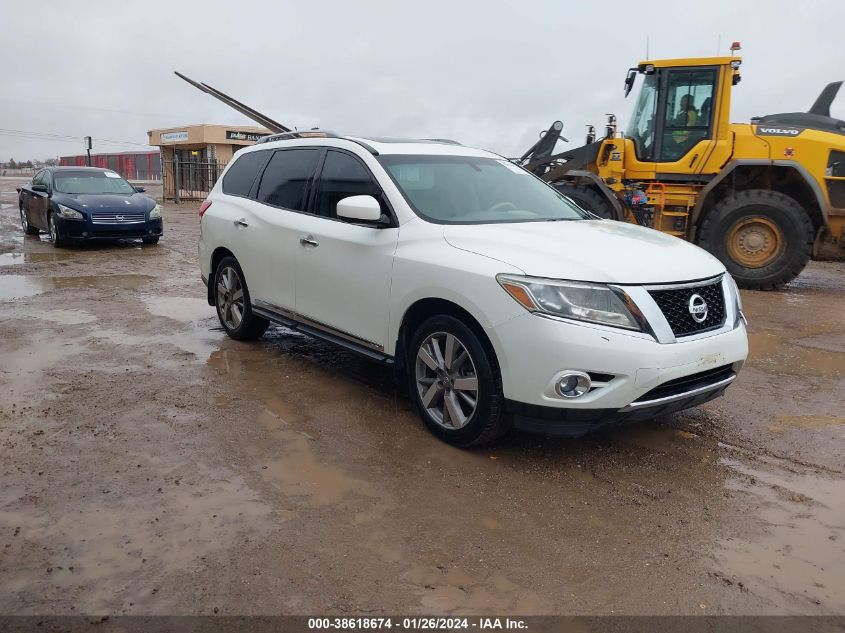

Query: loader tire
555;185;618;220
697;189;814;290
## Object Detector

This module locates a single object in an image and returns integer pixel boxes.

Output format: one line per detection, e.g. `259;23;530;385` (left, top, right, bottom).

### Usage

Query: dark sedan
17;167;163;247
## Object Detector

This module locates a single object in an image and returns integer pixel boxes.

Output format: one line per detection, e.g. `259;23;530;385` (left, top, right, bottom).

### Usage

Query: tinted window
32;171;46;186
315;151;383;218
222;150;269;197
257;149;320;211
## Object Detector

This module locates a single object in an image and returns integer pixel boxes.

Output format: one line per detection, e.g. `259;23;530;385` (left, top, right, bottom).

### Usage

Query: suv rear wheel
408;315;510;446
213;256;269;340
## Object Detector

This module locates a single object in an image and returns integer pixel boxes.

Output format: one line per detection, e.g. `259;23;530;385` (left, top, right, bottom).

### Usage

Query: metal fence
162;158;227;202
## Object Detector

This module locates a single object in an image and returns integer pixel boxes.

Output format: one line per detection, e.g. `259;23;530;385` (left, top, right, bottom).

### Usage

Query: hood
55;193;154;212
443;220;725;285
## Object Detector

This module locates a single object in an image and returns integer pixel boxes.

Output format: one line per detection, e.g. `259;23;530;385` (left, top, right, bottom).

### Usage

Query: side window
222;150;270;197
31;171;45;186
659;68;717;162
256;149;320;211
315;151;384;219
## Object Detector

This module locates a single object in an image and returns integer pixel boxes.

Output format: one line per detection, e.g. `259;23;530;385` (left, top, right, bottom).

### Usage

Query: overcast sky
1;0;842;162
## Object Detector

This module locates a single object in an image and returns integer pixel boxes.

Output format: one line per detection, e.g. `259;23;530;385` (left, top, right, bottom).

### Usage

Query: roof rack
256;130;341;144
256;130;380;155
421;138;462;145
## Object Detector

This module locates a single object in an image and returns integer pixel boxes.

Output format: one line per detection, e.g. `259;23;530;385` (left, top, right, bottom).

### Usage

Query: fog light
556;372;591;398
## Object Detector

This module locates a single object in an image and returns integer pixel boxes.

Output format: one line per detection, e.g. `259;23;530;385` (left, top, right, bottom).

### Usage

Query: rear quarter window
222;150;270;197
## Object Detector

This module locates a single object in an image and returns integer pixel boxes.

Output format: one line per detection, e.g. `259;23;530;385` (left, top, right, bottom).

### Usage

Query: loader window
627;73;659;160
658;68;717;162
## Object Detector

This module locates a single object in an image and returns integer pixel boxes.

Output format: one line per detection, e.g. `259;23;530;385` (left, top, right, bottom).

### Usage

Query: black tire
407;315;510;447
555;184;618;220
142;236;160;245
47;212;70;248
697;189;814;290
20;207;40;235
212;256;269;341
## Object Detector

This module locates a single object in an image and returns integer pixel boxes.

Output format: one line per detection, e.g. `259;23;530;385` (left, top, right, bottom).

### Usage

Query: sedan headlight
57;204;84;220
497;273;644;331
149;204;162;219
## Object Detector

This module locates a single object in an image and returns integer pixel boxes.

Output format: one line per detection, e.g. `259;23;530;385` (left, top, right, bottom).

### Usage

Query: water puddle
143;296;213;323
257;407;376;507
0;252;23;266
0;274;154;301
747;330;845;379
0;275;51;300
88;328;220;364
50;274;153;290
0;251;74;265
714;457;845;611
39;309;97;325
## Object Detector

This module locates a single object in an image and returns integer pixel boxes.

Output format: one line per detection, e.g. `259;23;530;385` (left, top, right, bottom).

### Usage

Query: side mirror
32;184;49;193
134;186;146;193
336;195;383;223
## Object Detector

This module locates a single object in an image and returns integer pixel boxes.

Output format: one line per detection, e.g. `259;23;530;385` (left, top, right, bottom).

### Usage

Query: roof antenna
645;36;650;60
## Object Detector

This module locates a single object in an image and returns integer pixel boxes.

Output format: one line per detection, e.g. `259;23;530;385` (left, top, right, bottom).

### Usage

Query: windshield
378;155;590;224
53;170;136;195
627;73;659;160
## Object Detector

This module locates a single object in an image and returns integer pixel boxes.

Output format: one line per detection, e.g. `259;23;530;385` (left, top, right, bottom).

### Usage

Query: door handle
234;218;249;227
300;235;319;248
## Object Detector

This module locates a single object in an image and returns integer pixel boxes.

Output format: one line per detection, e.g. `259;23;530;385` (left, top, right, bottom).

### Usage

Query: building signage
226;130;267;142
160;131;189;142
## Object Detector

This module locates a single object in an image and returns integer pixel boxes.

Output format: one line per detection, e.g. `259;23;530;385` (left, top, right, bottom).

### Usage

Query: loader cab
622;57;739;175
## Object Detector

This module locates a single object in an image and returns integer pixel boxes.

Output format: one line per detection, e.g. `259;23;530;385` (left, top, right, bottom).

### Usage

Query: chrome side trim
253;299;385;353
619;374;736;412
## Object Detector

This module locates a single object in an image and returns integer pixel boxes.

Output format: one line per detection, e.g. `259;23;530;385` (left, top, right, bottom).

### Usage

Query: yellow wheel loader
521;54;845;289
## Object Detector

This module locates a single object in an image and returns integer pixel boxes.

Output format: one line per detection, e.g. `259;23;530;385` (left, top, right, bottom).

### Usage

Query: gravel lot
0;176;843;615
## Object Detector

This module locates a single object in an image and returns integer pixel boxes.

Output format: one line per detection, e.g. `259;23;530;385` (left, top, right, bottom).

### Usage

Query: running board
252;304;392;364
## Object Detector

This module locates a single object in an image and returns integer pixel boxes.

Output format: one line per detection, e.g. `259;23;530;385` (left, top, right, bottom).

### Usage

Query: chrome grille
91;213;146;224
647;278;726;337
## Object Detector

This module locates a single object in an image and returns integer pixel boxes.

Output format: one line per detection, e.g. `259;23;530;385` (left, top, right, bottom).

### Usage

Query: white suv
199;132;748;446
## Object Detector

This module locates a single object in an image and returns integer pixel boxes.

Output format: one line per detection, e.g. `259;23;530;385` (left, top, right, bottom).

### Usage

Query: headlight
497;274;643;331
149;204;162;219
725;274;746;327
57;204;84;220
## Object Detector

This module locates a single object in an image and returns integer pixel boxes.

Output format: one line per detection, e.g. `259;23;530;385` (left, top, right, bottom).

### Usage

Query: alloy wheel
216;266;245;330
20;209;28;233
415;331;479;430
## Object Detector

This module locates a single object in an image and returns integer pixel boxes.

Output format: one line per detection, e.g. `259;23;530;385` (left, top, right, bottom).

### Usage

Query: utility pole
84;136;92;166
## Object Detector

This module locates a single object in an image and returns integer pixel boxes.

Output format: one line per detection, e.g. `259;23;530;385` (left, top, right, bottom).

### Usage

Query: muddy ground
0;176;843;616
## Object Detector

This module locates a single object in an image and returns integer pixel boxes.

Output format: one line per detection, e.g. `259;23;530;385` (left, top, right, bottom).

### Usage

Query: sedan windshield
378;155;590;224
53;170;136;195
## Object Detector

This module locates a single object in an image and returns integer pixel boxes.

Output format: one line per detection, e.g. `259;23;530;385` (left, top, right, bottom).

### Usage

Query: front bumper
57;217;163;240
487;311;748;436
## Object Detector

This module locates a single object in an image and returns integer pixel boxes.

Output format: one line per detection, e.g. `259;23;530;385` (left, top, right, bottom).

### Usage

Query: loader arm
174;71;292;134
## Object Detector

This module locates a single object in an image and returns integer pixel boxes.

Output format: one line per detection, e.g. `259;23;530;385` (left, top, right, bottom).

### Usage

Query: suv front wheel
408;315;510;447
213;256;269;341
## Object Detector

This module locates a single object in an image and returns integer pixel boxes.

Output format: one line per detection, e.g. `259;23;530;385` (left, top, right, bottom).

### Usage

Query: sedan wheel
47;213;68;247
21;207;39;235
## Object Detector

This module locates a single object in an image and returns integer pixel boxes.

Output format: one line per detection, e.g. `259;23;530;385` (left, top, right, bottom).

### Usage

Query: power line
0;128;152;148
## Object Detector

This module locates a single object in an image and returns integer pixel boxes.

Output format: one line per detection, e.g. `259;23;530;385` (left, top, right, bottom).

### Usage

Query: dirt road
1;176;843;615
